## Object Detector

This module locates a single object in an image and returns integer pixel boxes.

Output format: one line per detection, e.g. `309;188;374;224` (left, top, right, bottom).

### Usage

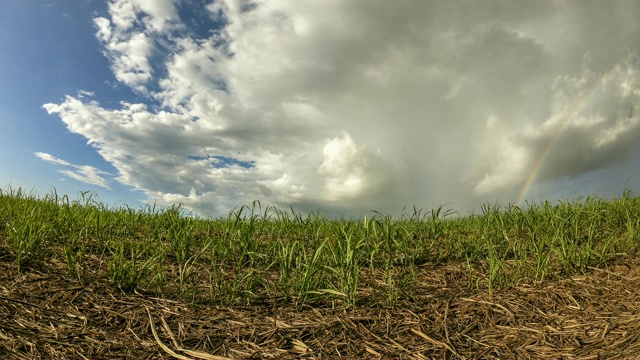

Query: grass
2;186;640;358
1;186;638;306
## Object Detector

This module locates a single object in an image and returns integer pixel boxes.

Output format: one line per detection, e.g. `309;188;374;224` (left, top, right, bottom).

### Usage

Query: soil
2;253;640;359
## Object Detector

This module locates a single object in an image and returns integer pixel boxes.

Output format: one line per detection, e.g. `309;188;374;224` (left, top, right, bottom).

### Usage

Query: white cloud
134;0;179;32
35;152;71;166
35;152;111;189
92;0;180;92
43;1;640;217
77;90;95;99
94;15;153;92
319;132;395;202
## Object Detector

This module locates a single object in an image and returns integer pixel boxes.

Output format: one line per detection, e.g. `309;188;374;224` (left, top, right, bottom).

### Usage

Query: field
1;187;640;359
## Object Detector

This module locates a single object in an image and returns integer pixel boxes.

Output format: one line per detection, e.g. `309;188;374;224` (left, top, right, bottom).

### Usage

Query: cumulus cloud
319;132;396;202
35;152;111;189
93;0;180;92
43;0;640;217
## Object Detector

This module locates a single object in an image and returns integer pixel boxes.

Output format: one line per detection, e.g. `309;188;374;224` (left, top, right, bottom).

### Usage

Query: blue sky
1;0;640;218
0;0;143;206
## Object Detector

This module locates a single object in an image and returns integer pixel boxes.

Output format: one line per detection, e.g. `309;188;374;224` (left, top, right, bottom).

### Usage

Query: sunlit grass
1;186;639;307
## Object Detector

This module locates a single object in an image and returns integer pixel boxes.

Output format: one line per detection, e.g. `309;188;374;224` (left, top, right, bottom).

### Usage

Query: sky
1;0;640;218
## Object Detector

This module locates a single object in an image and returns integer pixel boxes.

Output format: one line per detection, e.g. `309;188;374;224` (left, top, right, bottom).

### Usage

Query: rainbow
515;80;602;205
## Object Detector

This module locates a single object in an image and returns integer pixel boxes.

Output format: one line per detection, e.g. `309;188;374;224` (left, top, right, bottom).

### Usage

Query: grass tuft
1;186;639;306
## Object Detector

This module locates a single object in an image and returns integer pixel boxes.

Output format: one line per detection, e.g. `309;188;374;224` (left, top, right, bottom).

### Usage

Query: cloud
93;0;180;92
319;132;396;202
77;90;95;99
35;152;111;189
474;55;640;199
43;0;640;217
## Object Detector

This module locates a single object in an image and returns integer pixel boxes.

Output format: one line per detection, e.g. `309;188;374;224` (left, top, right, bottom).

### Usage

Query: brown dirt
2;254;640;359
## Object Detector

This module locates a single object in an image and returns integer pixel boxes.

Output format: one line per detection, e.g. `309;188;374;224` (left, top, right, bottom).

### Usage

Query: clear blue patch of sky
189;154;256;169
0;0;147;204
177;0;227;40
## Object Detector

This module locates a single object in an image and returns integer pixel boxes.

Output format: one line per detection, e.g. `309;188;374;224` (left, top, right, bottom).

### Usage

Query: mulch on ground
2;254;640;359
